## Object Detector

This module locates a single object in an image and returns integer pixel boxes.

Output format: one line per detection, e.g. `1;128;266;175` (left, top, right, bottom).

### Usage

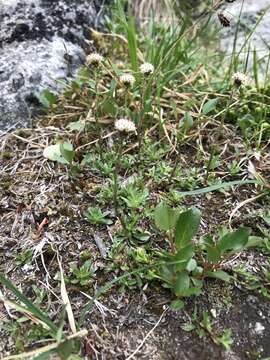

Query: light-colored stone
220;0;270;67
0;0;108;132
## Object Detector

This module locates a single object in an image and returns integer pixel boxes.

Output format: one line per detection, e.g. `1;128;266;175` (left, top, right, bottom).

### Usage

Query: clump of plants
1;0;270;358
153;202;254;308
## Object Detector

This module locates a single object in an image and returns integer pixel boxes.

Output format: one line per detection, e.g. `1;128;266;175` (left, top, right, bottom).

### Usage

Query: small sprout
86;53;104;66
232;72;250;87
70;260;94;287
218;12;232;27
119;73;135;87
140;62;154;76
115;118;136;133
85;207;112;225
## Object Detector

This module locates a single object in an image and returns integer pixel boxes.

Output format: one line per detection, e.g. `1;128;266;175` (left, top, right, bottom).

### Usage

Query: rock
0;0;109;132
254;322;265;335
220;0;270;67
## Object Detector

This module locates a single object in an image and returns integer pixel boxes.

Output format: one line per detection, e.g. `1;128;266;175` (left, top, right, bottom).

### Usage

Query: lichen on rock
0;0;109;132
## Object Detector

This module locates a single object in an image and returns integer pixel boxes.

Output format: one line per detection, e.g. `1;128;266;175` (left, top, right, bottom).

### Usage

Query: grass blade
57;255;77;334
0;273;58;334
176;180;259;197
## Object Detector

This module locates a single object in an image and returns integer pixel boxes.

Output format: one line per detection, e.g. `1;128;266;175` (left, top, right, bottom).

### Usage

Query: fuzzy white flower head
86;53;104;66
115;118;136;133
140;63;154;76
119;73;135;87
232;72;250;86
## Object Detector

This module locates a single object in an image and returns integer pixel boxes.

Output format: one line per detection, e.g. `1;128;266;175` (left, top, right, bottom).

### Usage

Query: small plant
121;185;149;209
182;310;234;351
153;202;253;306
228;159;242;176
234;263;270;299
43;142;75;165
85;206;113;226
43;142;80;177
0;271;87;359
69;260;94;287
14;249;33;266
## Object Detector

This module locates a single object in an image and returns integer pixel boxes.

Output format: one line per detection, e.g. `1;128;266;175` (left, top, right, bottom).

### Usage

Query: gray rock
220;0;270;67
0;0;109;132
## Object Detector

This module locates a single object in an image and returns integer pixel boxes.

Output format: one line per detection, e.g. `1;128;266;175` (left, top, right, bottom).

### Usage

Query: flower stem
137;79;147;162
113;136;124;217
94;70;103;157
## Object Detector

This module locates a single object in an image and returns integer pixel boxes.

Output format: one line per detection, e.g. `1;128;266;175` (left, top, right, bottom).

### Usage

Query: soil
0;125;269;359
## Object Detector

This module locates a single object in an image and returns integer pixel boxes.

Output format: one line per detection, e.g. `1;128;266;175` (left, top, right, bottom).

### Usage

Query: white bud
119;73;135;86
140;63;154;75
86;53;104;66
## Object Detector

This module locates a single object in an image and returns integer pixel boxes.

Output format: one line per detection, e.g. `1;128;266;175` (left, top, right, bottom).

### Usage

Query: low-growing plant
153;202;255;307
0;271;87;359
14;249;33;266
85;206;113;226
120;185;149;209
69;260;95;287
182;310;234;351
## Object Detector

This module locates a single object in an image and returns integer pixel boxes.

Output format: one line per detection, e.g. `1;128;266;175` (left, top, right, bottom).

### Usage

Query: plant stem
113;136;124;217
94;70;103;157
204;146;214;184
169;155;180;182
137;78;146;160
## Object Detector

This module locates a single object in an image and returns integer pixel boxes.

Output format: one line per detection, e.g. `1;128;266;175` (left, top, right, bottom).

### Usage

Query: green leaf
67;120;85;131
177;180;259;197
174;272;190;296
246;236;264;248
43;144;68;164
170;299;185;311
175;245;194;262
217;329;233;351
154;202;179;231
101;99;117;116
173;245;194;271
181;112;193;131
159;264;175;284
218;227;250;253
174;208;201;250
201;234;215;246
60;143;75;164
43;142;74;165
0;273;57;334
127;16;139;73
38;90;57;108
183;286;202;297
191;277;203;288
181;323;196;332
57;339;75;360
186;258;197;272
205;245;221;263
202;98;218;115
206;270;231;282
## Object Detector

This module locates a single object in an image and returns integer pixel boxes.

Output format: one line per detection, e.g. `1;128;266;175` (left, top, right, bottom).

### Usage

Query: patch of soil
0;127;270;359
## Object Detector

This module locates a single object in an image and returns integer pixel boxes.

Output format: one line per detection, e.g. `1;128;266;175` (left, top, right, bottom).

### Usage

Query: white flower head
232;72;250;87
115;118;136;133
120;73;135;87
140;63;154;76
86;53;104;66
